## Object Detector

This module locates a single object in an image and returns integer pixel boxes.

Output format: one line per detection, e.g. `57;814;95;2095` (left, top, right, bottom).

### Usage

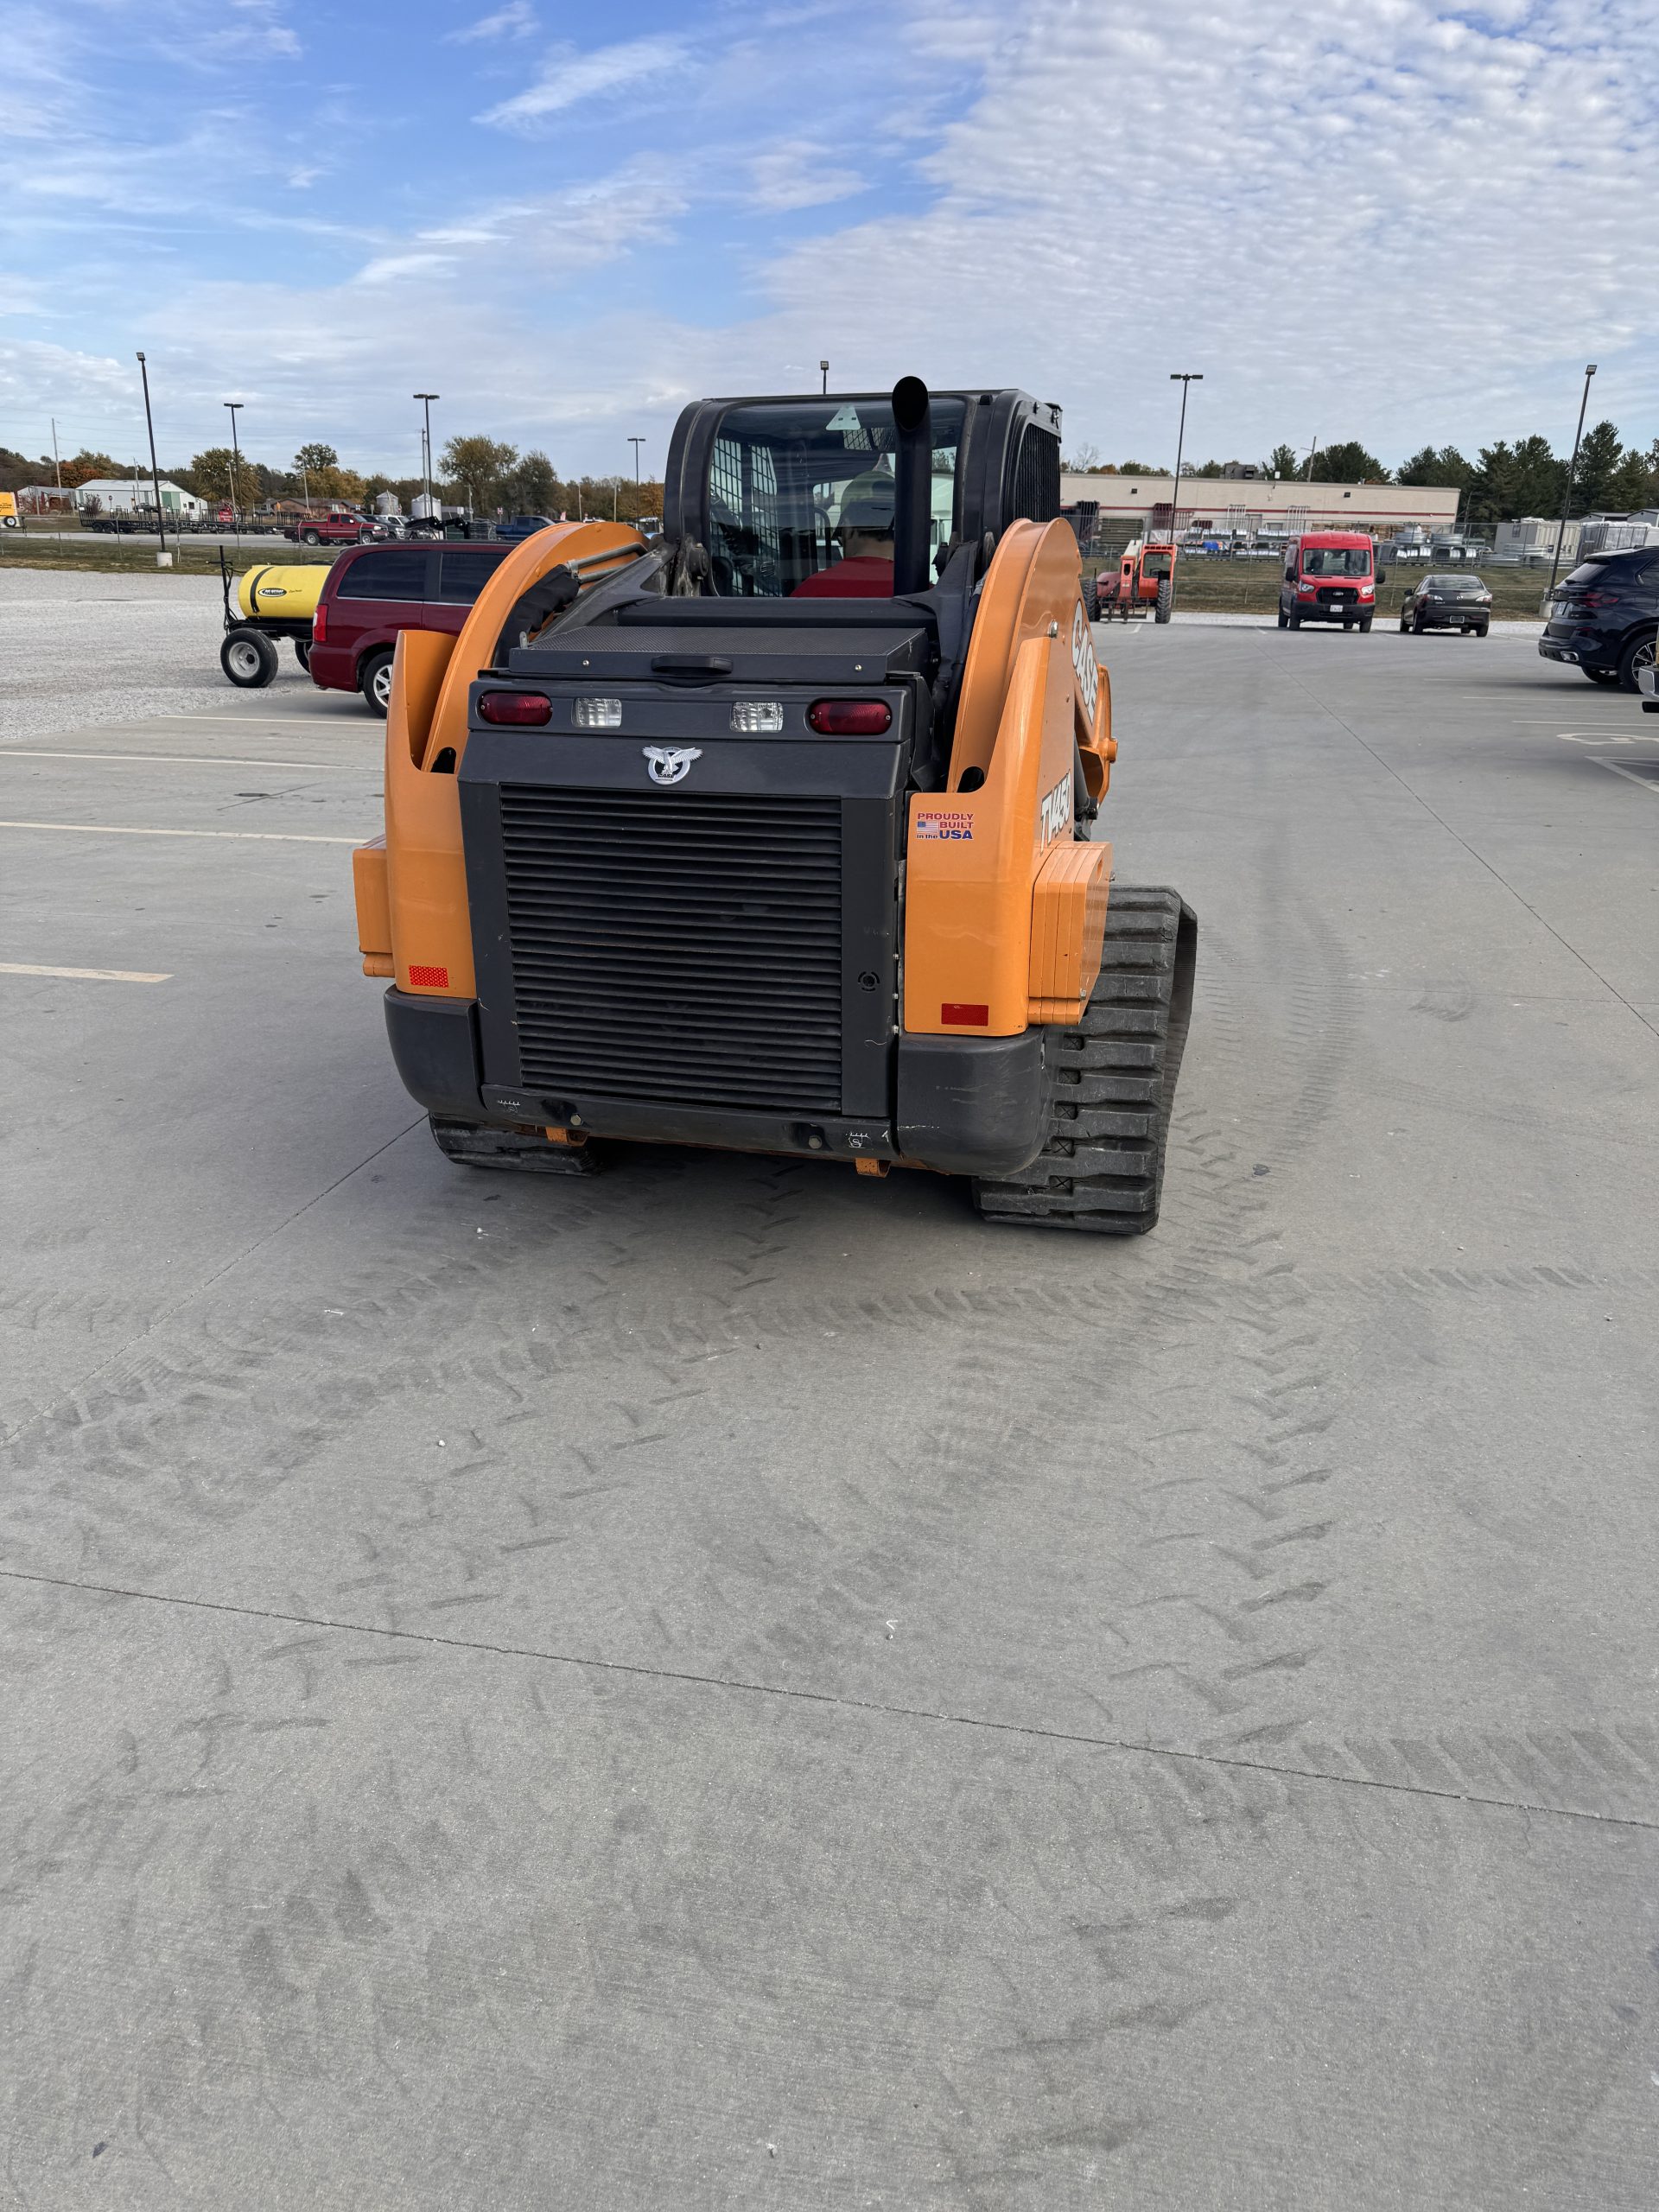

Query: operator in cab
792;468;895;598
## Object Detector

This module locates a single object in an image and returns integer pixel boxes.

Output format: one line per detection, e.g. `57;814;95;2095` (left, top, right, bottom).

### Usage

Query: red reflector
408;964;449;988
808;698;892;734
479;690;552;726
311;602;327;644
942;1002;989;1026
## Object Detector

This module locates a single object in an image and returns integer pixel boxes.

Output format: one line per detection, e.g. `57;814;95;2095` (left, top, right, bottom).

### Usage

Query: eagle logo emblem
643;746;701;785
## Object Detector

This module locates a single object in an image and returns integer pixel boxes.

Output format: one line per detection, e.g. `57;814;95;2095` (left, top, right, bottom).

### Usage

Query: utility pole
1305;436;1319;480
820;359;830;396
223;400;244;550
627;435;645;524
137;353;168;563
1548;363;1598;601
50;418;62;494
1168;372;1202;550
415;393;439;519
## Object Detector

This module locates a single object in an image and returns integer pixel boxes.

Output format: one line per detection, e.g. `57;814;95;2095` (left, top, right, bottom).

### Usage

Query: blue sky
2;0;1656;485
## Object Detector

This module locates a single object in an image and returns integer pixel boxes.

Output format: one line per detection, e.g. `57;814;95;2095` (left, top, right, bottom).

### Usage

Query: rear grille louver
497;785;844;1112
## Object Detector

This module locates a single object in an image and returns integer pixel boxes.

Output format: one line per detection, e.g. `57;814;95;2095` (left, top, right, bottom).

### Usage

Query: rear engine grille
498;785;844;1112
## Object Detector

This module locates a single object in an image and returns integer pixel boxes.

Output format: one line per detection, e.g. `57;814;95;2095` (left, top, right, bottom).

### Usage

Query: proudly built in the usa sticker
914;810;974;841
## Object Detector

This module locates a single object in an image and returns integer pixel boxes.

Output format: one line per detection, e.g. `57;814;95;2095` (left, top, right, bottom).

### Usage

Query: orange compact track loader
353;378;1196;1231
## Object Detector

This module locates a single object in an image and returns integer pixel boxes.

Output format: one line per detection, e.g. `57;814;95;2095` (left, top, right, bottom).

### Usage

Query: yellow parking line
0;750;357;769
0;820;359;843
0;962;172;983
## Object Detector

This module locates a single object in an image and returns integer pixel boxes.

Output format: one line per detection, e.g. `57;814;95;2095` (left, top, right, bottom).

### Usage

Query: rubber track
429;1116;603;1176
973;886;1198;1234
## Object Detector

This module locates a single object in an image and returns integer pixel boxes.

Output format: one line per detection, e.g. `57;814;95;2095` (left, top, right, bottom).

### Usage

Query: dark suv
1539;549;1659;690
308;542;512;714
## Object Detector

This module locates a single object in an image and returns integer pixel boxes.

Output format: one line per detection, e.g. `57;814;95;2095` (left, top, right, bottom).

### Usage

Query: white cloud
478;36;688;129
747;143;863;213
7;0;1659;486
447;0;537;41
354;251;457;285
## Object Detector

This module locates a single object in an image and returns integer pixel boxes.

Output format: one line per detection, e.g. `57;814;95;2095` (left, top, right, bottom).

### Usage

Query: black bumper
383;988;1049;1175
1538;636;1594;665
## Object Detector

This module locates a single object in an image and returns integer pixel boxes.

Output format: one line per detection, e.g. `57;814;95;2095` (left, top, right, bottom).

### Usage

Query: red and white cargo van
1279;531;1376;632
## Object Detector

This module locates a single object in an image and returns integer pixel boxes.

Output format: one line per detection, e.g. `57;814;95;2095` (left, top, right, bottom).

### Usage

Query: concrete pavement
3;595;1656;2208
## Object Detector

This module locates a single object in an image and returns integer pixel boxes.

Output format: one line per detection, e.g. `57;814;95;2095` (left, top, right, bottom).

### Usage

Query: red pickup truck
283;509;383;547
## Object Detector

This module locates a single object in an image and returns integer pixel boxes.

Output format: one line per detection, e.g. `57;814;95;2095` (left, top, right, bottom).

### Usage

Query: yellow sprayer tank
235;565;328;621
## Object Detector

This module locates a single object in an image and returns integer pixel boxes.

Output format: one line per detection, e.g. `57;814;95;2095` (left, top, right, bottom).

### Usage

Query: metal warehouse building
1062;474;1460;536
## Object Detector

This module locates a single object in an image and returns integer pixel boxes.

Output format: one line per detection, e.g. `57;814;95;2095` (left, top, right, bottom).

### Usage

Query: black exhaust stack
891;376;932;597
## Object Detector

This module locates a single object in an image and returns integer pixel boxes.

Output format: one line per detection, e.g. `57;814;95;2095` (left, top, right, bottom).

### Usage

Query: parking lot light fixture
1548;364;1598;602
137;353;168;563
1168;373;1202;560
415;394;439;519
223;400;244;549
820;359;830;396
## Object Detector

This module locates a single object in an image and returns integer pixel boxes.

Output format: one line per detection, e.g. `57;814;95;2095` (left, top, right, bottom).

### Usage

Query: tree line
0;434;664;526
1064;423;1659;532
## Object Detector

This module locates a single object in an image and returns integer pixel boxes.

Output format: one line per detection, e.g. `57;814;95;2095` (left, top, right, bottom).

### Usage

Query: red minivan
308;543;513;714
1278;531;1376;632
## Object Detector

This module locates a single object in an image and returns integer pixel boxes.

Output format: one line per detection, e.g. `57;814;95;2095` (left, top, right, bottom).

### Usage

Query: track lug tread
972;887;1196;1236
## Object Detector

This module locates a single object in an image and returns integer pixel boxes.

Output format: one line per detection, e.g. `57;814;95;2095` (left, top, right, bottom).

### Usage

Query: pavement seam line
0;1116;425;1452
5;1564;1654;1836
1253;635;1659;1045
0;819;359;843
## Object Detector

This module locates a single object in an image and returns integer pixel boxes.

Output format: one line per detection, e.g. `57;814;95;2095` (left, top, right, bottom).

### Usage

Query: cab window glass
436;548;510;602
337;549;428;600
706;397;967;598
1300;545;1372;577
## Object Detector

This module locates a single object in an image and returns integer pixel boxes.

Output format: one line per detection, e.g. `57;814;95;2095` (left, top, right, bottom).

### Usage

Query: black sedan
1399;573;1491;636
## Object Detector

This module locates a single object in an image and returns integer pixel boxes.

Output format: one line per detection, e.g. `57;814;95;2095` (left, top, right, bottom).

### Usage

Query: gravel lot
3;582;1656;2209
0;567;320;746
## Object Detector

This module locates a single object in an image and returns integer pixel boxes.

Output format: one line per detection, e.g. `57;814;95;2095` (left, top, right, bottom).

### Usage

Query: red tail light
312;602;327;643
479;690;552;726
809;698;892;734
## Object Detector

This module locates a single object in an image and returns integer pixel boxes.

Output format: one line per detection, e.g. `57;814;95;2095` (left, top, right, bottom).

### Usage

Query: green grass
0;535;340;578
1087;556;1550;622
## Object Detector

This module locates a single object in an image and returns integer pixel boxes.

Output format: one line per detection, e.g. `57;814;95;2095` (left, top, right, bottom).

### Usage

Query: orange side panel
383;630;474;998
353;833;391;960
904;514;1116;1037
373;526;646;1001
903;632;1072;1035
1027;838;1110;1022
425;520;645;772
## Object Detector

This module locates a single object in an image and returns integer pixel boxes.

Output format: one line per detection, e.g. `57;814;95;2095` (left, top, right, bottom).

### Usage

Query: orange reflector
941;1001;988;1026
408;964;449;988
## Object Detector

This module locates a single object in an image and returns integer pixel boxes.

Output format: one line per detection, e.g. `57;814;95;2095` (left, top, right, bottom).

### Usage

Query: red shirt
791;556;894;600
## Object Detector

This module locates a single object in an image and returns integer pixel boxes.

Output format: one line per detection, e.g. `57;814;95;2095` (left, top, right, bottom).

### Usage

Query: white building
1491;512;1659;565
1062;473;1460;537
1580;510;1659;557
73;477;206;518
1492;516;1580;566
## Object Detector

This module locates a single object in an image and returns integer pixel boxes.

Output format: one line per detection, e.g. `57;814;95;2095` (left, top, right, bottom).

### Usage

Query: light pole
627;435;645;524
50;418;62;495
820;359;830;396
223;400;244;549
136;352;168;562
415;393;439;519
1548;363;1597;601
1168;372;1202;552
